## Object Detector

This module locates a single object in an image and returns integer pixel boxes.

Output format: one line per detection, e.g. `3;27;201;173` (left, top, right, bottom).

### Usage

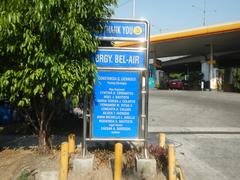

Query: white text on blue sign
95;21;147;41
93;71;139;138
93;49;145;68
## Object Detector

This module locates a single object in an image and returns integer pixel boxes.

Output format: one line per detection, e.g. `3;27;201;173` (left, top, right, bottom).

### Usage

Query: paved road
148;90;240;179
149;90;240;132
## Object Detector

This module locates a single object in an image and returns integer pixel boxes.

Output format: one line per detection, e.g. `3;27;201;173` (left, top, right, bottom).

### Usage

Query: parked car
168;79;184;90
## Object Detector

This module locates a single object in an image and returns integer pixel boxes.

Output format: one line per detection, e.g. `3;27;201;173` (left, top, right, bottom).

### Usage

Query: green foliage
233;68;240;90
0;0;117;107
0;0;117;152
188;71;203;88
169;73;184;80
18;169;30;180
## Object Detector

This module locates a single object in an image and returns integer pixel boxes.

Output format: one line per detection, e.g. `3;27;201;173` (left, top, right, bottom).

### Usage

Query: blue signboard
95;20;147;41
92;48;145;68
93;71;139;138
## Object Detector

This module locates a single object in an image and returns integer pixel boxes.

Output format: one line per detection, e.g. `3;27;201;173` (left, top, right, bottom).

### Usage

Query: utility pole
192;0;215;26
203;0;206;26
132;0;136;18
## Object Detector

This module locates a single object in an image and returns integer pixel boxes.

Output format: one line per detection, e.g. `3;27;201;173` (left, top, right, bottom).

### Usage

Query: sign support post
144;21;150;158
82;95;88;157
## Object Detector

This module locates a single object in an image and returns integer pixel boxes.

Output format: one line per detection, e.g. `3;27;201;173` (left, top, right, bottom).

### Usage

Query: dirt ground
0;148;59;180
0;147;167;180
0;119;167;180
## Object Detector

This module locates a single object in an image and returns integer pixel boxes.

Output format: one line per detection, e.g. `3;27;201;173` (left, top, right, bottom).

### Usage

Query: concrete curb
149;127;240;134
37;171;59;180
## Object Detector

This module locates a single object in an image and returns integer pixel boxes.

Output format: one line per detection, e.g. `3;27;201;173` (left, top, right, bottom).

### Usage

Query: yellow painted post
168;144;176;180
114;143;123;180
176;161;185;180
68;133;76;154
60;142;69;180
159;133;166;148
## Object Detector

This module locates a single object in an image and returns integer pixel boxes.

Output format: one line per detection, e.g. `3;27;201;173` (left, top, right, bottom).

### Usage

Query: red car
168;80;184;90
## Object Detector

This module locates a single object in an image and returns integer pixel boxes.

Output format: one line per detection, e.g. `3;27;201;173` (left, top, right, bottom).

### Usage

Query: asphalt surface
148;90;240;180
149;90;240;132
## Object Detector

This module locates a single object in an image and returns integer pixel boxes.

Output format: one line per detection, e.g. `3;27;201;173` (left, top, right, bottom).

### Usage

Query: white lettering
115;55;126;63
95;54;113;63
104;25;121;34
122;26;133;35
128;56;140;64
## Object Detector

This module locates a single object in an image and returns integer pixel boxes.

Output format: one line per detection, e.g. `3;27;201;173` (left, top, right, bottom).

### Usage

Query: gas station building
117;21;240;91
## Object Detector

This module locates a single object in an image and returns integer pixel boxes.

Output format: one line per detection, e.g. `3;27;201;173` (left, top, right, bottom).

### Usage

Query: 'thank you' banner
92;48;145;68
95;20;147;41
93;71;139;139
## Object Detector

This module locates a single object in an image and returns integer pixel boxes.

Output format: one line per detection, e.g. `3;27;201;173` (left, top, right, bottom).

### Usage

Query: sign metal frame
82;18;150;158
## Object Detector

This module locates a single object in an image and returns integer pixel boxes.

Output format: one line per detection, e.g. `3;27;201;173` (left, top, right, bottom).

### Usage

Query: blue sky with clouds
113;0;240;34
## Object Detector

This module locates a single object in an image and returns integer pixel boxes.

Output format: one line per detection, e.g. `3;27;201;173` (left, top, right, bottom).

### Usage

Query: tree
233;68;240;91
0;0;117;153
188;71;204;89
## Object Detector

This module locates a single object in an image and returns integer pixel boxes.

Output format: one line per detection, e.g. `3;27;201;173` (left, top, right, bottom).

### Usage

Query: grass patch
18;169;31;180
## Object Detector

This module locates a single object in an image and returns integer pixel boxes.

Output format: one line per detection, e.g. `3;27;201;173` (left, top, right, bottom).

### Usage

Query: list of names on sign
93;71;139;138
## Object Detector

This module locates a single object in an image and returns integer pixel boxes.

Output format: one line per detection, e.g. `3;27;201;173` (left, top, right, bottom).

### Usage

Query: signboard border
95;18;148;42
93;47;147;70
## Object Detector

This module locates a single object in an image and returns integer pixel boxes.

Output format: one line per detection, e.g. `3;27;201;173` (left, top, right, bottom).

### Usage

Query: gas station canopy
116;21;240;59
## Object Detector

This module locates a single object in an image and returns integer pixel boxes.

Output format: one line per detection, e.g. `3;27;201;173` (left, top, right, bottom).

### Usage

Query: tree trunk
38;129;49;153
36;102;54;154
38;121;53;154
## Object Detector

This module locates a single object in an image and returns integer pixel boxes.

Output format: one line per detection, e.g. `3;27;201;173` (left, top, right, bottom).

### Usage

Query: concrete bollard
201;81;204;91
136;156;157;179
159;133;166;148
114;143;123;180
72;156;94;176
60;142;69;180
168;144;176;180
68;133;76;154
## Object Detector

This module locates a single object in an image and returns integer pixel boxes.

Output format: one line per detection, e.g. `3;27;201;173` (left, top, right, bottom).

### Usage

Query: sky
113;0;240;35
